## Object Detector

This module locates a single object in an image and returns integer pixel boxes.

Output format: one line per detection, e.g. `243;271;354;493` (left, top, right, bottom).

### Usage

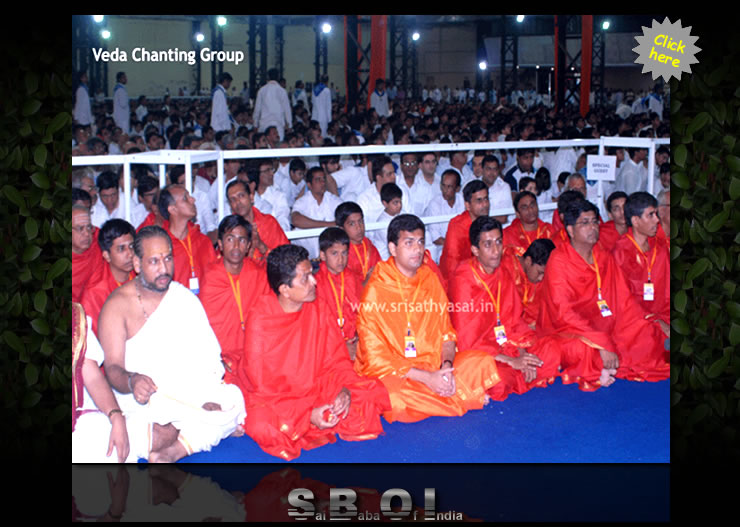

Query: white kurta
254;81;292;140
291;191;344;259
311;86;332;138
369;210;398;259
90;192;126;229
356;184;410;233
396;172;433;217
488;177;514;221
210;85;233;133
115;282;246;462
113;83;130;134
615;156;648;195
423;192;465;263
74;84;92;126
370;90;390;117
256;185;292;232
330;165;372;203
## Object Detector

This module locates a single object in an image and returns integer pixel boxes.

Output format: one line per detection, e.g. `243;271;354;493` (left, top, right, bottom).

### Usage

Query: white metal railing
71;137;669;240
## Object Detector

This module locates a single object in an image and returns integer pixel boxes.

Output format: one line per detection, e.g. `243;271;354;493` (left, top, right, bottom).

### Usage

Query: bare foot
230;424;245;437
483;394;492;406
599;368;616;387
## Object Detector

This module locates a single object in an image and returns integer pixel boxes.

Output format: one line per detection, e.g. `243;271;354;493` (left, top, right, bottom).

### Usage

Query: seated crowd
72;89;670;462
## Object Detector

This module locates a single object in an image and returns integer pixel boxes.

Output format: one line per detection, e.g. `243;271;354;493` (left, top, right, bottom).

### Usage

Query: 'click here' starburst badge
633;17;701;82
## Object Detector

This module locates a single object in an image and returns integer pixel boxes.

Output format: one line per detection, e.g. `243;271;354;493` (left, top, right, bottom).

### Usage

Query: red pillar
367;15;387;109
580;15;593;117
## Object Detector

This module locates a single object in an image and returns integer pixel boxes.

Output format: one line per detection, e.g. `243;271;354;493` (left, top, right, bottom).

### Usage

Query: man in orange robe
226;179;289;262
335;201;382;285
237;244;390;461
80;219;136;336
159;184;218;294
500;238;556;328
72;205;103;303
315;227;364;360
448;217;559;401
536;200;670;391
502;190;554;257
200;215;270;385
598;191;628;251
439;180;490;280
612;192;670;325
355;214;500;423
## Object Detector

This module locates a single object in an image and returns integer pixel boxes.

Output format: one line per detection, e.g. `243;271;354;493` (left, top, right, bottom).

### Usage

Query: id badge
597;299;612;317
404;334;417;358
189;277;200;295
643;283;655;301
494;324;508;345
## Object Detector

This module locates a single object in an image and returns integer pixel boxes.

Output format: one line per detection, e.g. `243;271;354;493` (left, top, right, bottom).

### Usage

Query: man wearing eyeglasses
395;152;433;216
535;199;669;391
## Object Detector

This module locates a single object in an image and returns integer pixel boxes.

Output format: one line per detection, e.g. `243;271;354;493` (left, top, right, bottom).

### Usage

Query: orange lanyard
470;263;502;325
516;258;531;306
226;271;245;331
585;250;604;300
393;273;423;335
353;240;368;277
625;234;657;282
176;228;196;277
520;221;541;245
326;270;345;329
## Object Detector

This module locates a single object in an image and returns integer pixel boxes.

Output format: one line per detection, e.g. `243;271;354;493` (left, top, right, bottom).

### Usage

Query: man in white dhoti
99;226;246;463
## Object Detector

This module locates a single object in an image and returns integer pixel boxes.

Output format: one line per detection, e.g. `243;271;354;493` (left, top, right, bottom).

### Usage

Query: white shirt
616;156;648;195
291;191;344;259
274;170;306;207
292;88;309;108
90;191;125;228
369;210;398;260
256;185;291;232
488;177;514;220
330;165;372;203
370;90;390;117
74;84;92;126
192;188;218;235
311;85;332;136
113;84;131;134
423;192;465;263
210;85;233;133
356;184;410;230
135;104;148;122
396;172;433;217
253;81;292;137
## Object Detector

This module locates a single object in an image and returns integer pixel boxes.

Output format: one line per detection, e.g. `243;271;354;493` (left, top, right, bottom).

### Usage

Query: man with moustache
98;226;246;462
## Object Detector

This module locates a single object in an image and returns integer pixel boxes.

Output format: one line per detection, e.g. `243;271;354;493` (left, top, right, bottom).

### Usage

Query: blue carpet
179;378;669;463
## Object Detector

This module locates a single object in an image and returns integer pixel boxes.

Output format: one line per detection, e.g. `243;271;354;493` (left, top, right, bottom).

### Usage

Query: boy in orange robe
612;192;670;325
315;227;364;360
355;214;500;423
200;215;270;385
502;191;554;257
500;238;556;328
448;217;559;401
439;180;490;280
158;184;218;294
335;201;382;285
536;200;670;391
237;244;390;461
226;179;289;262
80;219;136;336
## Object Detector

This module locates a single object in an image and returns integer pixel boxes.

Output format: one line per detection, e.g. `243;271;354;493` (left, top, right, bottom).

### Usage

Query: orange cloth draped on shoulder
439;211;472;279
80;264;135;336
135;212;159;231
355;258;500;423
502;218;554;257
72;227;102;303
199;258;270;385
448;258;558;401
551;227;570;249
252;207;289;261
347;237;382;281
72;302;87;432
598;220;622;251
236;293;390;461
163;221;218;290
500;248;541;327
612;227;670;325
535;241;669;391
314;263;363;341
422;248;447;292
